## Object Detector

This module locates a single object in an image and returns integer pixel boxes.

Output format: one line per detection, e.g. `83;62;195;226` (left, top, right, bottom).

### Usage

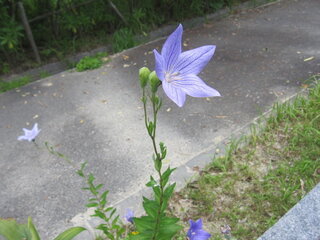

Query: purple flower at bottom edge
187;219;211;240
17;123;41;142
125;209;134;224
153;24;220;107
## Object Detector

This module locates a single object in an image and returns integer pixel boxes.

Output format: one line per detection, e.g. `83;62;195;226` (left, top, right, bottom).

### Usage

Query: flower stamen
165;71;181;83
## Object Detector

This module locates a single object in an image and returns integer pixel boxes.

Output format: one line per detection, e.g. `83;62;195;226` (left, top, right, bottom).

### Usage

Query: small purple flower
17;123;41;142
125;209;134;224
187;219;211;240
153;24;220;107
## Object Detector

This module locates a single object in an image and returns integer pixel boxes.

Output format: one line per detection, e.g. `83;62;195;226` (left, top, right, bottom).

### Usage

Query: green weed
112;28;136;53
75;52;108;72
39;71;50;78
76;56;102;72
0;76;31;93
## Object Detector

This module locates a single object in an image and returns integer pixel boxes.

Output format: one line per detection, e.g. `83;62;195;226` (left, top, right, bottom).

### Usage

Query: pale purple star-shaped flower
125;208;134;224
187;219;211;240
153;24;220;107
17;123;41;142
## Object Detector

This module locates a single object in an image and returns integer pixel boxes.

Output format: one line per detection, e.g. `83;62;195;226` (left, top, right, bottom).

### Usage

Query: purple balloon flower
17;123;41;142
187;219;211;240
125;208;134;224
153;24;220;107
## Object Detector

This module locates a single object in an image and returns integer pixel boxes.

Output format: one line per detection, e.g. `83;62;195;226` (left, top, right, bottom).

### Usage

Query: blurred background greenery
0;0;238;75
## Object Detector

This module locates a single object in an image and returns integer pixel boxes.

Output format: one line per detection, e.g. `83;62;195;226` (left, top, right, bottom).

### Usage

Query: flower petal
173;45;216;75
172;74;220;98
161;24;183;71
33;123;39;131
162;80;186;107
125;209;134;224
153;49;165;81
23;128;29;134
31;123;41;136
192;229;211;240
18;135;27;141
193;219;203;230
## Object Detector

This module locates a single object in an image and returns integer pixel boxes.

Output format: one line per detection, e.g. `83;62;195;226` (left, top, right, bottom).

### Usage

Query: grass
169;74;320;240
39;71;51;79
75;52;109;72
0;76;31;93
112;28;136;53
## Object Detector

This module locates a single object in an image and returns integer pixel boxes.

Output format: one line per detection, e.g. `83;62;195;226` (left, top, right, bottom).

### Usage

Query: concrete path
0;0;319;239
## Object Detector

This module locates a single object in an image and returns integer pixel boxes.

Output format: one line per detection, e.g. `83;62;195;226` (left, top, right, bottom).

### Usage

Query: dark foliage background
0;0;234;74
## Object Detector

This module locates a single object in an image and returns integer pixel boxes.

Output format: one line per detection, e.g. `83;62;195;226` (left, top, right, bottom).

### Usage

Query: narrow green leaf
54;227;86;240
0;218;30;240
106;231;115;240
96;224;108;232
88;173;95;183
109;208;117;219
104;207;113;212
100;198;107;208
162;167;176;187
101;190;109;200
164;183;176;199
86;202;99;208
116;227;125;237
153;185;161;203
111;215;120;225
28;217;41;240
93;210;107;220
159;142;167;159
95;184;103;191
146;176;157;187
154;158;162;172
90;188;98;195
147;121;154;136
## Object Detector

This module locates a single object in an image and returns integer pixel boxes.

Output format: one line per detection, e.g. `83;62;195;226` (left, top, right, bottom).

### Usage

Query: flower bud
149;71;161;93
139;67;150;88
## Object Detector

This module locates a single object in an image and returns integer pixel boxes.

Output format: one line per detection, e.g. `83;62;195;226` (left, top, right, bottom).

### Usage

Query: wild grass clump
76;52;108;72
0;76;31;93
112;28;136;53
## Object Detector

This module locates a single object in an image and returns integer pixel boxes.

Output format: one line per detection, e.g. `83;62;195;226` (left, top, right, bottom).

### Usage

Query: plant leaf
28;217;41;240
54;227;86;240
0;218;31;240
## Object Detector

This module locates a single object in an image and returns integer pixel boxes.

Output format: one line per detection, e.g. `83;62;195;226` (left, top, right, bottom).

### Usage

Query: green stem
152;167;164;240
142;89;160;158
142;91;165;240
45;142;77;168
151;93;160;159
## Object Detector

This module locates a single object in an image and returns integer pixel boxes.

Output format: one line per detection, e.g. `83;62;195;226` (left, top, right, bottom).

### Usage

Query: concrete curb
258;183;320;240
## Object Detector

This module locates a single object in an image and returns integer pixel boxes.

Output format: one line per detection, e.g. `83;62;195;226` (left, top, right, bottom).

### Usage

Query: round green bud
139;67;151;88
149;71;161;93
